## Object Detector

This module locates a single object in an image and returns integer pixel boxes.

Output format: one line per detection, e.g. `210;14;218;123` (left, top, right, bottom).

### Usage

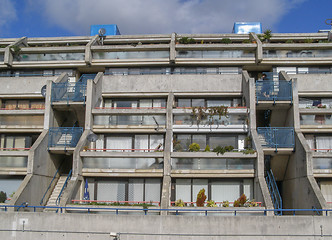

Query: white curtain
211;181;240;203
135;135;148;152
316;137;332;152
140;99;152;108
128;179;144;202
106;136;132;152
97;181;126;202
243;179;253;200
145;179;161;202
176;179;191;202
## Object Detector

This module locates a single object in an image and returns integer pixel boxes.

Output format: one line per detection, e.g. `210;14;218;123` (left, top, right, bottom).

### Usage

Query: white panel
243;179;253;200
238;135;245;150
96;135;104;152
176;179;191;202
211;181;240;202
192;179;208;204
128;179;144;202
106;136;132;152
97;181;126;201
140;99;152;108
276;67;296;74
135;135;148;152
145;179;161;202
321;181;332;203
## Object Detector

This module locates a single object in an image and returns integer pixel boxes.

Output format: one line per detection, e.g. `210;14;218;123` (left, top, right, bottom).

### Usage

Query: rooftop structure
1;28;332;238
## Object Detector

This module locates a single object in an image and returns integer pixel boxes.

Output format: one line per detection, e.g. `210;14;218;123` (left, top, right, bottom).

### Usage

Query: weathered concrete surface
0;212;331;240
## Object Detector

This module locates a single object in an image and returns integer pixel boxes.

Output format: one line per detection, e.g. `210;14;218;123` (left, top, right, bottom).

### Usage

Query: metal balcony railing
51;82;87;104
48;127;83;150
256;80;293;103
265;169;282;215
257;127;295;151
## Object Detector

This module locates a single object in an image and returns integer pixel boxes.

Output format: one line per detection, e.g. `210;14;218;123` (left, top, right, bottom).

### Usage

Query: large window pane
175;179;191;202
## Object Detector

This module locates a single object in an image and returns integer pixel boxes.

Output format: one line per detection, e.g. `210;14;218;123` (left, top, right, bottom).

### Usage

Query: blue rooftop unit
233;22;262;34
90;24;121;36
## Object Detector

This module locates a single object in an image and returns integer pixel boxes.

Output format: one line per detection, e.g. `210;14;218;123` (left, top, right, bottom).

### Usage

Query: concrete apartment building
1;24;332;239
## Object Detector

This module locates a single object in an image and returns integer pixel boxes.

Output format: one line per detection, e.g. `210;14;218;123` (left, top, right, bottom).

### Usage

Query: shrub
0;191;7;203
204;145;211;152
207;200;217;207
179;37;196;44
224;145;234;152
242;39;251;44
221;38;232;44
213;146;226;155
222;200;229;207
238;194;247;206
189;143;200;152
233;200;240;207
196;189;207;207
175;199;185;207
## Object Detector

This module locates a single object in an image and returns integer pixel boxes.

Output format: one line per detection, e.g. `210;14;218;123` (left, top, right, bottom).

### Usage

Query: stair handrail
40;162;63;205
266;169;282;215
55;169;72;206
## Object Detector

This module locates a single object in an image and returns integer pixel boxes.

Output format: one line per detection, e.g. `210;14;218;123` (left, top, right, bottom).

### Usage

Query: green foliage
213;145;234;155
285;39;294;43
207;200;217;207
0;191;7;203
234;194;247;207
242;39;251;44
189;143;200;152
221;38;232;44
76;201;155;207
10;45;21;54
204;145;211;152
196;188;207;207
175;199;185;207
242;148;256;154
259;29;272;42
191;106;228;126
233;200;240;207
173;140;183;152
304;38;314;43
179;37;196;44
222;200;230;207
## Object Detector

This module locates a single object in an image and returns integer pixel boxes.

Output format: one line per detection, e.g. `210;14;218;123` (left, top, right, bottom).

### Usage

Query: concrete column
85;72;103;130
85;35;99;65
160;92;174;213
169;33;176;64
249;32;262;64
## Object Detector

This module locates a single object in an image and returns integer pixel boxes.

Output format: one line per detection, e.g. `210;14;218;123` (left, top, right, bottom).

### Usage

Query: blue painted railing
257;127;295;151
39;162;64;205
266;169;282;215
51;81;87;104
48;127;83;150
256;80;292;103
0;205;331;216
55;170;72;206
77;74;96;84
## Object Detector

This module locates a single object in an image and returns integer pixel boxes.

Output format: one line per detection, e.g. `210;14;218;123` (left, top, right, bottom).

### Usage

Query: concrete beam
249;32;262;64
4;37;27;66
85;35;99;65
169;33;176;63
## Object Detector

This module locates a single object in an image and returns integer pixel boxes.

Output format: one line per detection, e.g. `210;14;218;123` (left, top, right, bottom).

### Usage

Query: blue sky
0;0;331;38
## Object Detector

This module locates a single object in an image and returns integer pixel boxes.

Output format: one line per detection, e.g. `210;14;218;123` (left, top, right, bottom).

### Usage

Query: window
0;134;38;150
104;98;166;109
2;99;44;110
87;178;161;204
172;178;253;203
176;98;242;108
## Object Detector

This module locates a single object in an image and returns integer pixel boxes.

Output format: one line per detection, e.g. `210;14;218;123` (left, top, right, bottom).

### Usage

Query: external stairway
44;175;67;211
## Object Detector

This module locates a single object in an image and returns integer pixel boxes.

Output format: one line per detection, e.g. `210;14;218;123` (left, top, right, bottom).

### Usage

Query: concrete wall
102;74;242;94
0;76;55;96
0;212;331;240
295;74;332;94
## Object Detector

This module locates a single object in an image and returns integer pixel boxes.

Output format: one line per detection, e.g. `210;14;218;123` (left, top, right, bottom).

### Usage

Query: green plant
247;199;258;207
285;39;294;43
222;200;229;207
0;191;7;203
213;146;226;155
175;199;185;207
191;105;228;126
242;39;251;44
173;140;183;152
189;143;200;152
207;200;217;207
196;188;207;207
259;29;272;42
242;148;256;154
233;200;240;207
179;37;196;44
204;145;211;152
221;38;232;44
238;194;247;206
304;38;314;43
9;45;21;60
224;145;234;152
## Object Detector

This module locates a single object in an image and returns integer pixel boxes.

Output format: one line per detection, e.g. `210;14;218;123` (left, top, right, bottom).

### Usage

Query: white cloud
0;0;17;29
32;0;307;35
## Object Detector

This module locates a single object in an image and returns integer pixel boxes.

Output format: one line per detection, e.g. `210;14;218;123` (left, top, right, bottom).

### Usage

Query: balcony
256;80;292;103
48;127;83;150
171;158;255;170
51;81;87;104
257;127;295;151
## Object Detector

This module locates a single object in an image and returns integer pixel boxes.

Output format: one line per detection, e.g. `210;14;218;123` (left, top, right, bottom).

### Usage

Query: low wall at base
0;212;331;240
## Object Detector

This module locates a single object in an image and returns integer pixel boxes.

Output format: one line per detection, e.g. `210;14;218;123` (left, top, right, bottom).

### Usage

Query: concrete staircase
44;175;67;211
